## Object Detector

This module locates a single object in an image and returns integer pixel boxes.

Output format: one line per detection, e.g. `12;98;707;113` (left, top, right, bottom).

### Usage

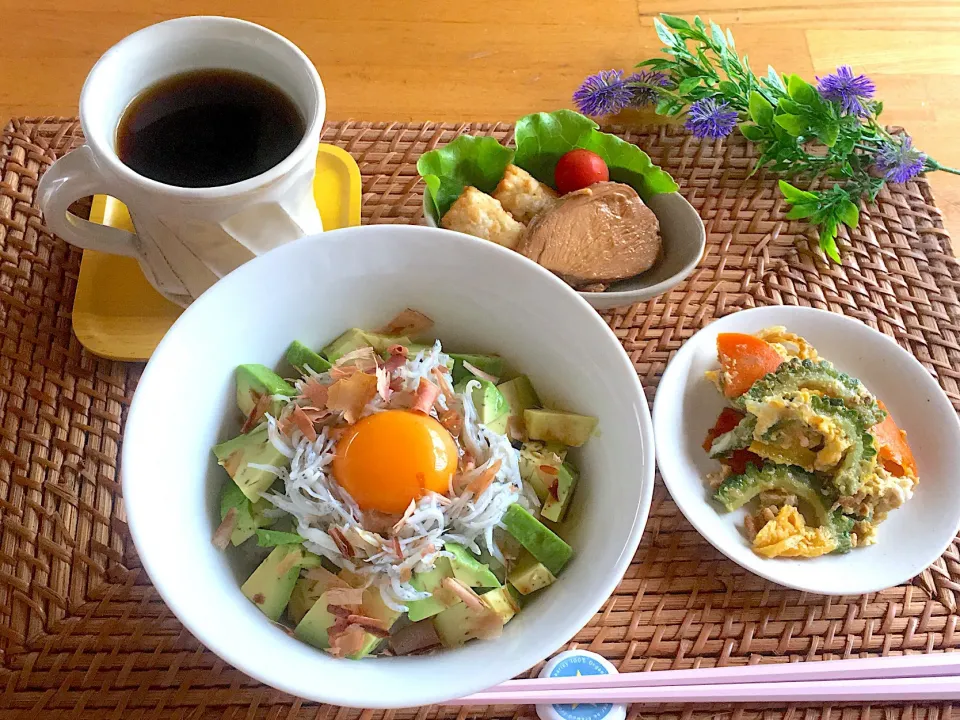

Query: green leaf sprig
576;14;960;261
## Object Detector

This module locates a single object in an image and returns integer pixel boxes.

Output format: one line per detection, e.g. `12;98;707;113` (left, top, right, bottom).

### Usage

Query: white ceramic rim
121;225;655;706
652;305;960;595
79;16;325;200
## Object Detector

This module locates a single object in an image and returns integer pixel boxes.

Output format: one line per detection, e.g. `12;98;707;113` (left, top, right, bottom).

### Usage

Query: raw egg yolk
332;410;458;514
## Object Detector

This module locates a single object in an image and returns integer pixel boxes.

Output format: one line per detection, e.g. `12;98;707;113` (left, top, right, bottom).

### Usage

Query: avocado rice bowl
210;309;597;659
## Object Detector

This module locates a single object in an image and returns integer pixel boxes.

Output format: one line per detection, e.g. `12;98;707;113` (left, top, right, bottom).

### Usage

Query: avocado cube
220;480;273;545
501;504;572;575
236;364;297;418
524;409;598;447
213;425;286;502
518;441;566;501
350;584;403;659
508;549;557;594
445;543;500;588
322;328;374;362
286;340;332;375
479;585;520;622
497;376;540;436
540;461;579;523
471;380;510;433
289;579;324;626
450;353;504;385
432;584;518;648
432;600;500;648
241;544;303;621
294;589;337;649
289;567;349;626
407;558;460;621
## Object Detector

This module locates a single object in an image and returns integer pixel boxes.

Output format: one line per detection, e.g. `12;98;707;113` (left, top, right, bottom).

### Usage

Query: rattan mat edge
1;116;959;719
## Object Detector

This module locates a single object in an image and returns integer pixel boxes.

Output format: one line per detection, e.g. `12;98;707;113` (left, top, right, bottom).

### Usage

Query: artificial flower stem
926;159;960;177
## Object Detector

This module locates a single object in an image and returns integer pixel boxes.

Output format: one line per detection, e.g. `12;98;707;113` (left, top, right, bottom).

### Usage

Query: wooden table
3;0;959;239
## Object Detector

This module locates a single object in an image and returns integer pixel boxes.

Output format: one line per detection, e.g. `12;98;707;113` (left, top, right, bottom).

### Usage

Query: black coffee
116;69;305;188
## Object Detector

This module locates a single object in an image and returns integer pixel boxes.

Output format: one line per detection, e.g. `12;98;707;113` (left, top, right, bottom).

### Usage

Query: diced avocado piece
432;584;519;648
288;568;346;625
501;504;572;575
433;597;506;648
524;409;598;447
508;549;556;594
324;328;427;362
472;380;511;433
450;353;504;385
348;584;403;659
236;364;296;418
241;544;303;621
498;376;541;436
256;529;305;547
286;340;332;374
294;590;337;649
213;425;287;502
540;461;578;523
294;570;402;656
323;328;374;362
479;585;520;622
220;480;273;545
518;441;566;500
445;543;500;588
407;558;459;621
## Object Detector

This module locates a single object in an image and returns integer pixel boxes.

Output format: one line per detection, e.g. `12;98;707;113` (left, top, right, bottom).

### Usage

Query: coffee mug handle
37;145;140;258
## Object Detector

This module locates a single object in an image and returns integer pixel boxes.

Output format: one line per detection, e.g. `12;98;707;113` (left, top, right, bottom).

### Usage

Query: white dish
422;191;705;311
122;224;655;708
653;305;960;595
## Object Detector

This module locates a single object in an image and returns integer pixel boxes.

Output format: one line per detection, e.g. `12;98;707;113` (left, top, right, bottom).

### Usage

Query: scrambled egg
752;505;837;558
841;465;916;519
744;390;850;471
755;327;820;361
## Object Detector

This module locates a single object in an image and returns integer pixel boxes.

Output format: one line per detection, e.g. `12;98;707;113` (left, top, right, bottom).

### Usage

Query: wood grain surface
3;0;958;239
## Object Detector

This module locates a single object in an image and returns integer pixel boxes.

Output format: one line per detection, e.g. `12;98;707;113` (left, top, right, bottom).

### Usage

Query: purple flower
573;70;633;117
816;66;875;116
875;135;927;184
684;98;737;139
625;70;671;108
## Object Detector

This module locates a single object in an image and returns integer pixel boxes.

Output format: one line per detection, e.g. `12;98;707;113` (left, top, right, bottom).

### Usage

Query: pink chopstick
446;654;960;706
486;653;960;691
446;675;960;705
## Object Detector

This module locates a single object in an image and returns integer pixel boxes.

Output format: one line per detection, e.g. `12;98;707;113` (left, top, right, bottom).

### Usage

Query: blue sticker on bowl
548;654;613;720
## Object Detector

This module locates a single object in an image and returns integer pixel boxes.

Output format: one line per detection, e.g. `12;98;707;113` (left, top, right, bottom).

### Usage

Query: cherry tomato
554;149;609;194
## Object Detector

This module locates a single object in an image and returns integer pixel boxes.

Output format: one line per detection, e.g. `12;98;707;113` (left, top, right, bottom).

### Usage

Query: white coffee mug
37;16;326;307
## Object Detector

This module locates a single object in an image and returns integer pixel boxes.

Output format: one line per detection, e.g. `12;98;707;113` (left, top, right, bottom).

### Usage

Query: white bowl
653;305;960;595
423;192;705;311
122;225;654;708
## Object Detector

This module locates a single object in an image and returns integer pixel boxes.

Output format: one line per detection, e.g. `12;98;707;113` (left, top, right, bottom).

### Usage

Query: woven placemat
2;116;959;719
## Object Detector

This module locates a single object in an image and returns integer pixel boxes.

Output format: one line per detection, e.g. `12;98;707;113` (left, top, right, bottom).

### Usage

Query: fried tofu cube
492;164;559;223
441;186;525;250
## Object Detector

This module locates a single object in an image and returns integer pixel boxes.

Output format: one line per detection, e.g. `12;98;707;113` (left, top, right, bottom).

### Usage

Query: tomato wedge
716;333;784;398
703;407;746;451
871;400;917;477
703;407;761;473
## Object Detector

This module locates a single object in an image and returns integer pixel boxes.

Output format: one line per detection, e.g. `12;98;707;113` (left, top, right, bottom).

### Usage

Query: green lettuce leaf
417;135;514;223
514;110;678;198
